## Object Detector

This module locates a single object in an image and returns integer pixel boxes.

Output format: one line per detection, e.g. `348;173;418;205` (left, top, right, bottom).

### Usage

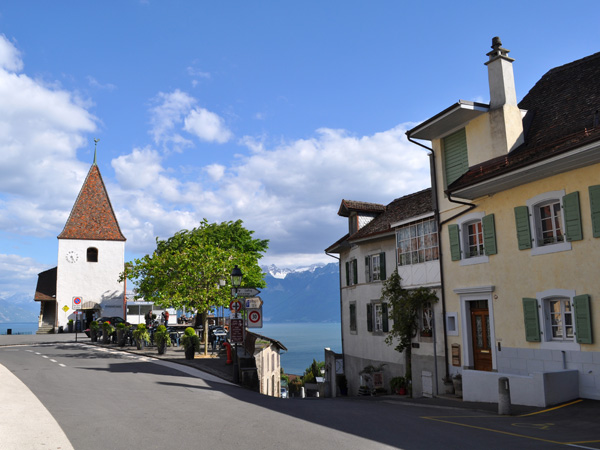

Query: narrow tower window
87;247;98;262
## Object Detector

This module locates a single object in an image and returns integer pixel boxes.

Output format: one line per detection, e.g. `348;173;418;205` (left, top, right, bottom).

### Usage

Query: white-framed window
546;297;574;341
365;252;386;282
366;301;388;334
449;212;496;266
396;218;439;266
525;190;572;256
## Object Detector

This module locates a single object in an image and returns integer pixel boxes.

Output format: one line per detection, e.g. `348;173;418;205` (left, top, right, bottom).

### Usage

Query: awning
80;301;101;310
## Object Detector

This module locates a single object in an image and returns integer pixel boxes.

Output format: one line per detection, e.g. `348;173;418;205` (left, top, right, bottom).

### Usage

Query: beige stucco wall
441;163;600;360
255;345;281;397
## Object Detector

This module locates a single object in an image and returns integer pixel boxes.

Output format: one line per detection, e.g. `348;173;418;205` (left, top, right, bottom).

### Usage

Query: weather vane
93;138;100;165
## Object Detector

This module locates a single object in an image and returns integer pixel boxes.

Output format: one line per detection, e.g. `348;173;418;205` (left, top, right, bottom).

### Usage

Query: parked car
281;387;288;399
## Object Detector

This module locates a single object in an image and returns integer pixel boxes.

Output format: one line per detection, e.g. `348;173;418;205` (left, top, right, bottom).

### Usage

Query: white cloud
0;254;50;299
183;107;232;143
87;76;117;91
204;163;226;181
0;35;23;72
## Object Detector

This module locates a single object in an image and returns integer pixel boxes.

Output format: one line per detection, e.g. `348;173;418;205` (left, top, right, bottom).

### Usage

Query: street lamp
230;265;243;288
230;265;243;384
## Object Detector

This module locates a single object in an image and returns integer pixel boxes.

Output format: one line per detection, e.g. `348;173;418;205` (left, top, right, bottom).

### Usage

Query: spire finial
93;138;100;165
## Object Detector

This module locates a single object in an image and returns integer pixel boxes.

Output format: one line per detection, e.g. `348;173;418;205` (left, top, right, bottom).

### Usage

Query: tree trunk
405;345;412;398
203;315;209;356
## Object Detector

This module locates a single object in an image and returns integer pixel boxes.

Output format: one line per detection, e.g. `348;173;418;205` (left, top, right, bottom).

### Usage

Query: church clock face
66;251;79;263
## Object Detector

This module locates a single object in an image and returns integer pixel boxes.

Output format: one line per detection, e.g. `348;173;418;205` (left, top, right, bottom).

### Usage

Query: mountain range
0;263;341;324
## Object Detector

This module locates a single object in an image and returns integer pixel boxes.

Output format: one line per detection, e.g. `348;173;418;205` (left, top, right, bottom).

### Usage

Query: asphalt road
1;342;599;450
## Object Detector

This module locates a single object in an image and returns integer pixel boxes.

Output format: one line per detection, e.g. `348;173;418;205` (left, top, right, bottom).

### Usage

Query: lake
0;321;342;375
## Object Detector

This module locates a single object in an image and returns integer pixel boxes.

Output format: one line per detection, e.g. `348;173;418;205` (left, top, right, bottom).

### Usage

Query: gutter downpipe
325;251;344;383
407;136;477;389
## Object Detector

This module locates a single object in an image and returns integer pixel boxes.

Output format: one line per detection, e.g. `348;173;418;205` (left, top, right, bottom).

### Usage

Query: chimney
484;37;524;153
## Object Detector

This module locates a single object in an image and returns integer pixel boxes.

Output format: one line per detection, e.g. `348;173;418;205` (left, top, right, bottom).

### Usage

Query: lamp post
230;265;243;383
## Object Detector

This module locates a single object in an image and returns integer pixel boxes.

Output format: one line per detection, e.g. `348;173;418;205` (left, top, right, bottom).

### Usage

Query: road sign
229;299;243;312
231;287;261;297
230;318;244;343
73;296;82;310
62;305;69;313
247;307;263;328
230;312;242;320
245;296;263;309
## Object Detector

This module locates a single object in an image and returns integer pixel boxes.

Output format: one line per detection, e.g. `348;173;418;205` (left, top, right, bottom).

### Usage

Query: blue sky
1;1;599;301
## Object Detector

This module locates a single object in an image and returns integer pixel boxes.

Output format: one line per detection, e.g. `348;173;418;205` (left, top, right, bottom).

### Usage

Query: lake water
0;321;341;375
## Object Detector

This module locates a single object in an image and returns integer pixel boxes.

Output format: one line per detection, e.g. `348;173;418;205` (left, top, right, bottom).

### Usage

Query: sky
1;1;599;302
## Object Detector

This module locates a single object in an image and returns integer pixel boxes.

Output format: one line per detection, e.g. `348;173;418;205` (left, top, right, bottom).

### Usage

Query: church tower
53;149;126;330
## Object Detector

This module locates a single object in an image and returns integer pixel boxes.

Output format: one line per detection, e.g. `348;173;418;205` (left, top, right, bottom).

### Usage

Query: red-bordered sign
73;296;82;310
229;299;242;312
248;310;261;323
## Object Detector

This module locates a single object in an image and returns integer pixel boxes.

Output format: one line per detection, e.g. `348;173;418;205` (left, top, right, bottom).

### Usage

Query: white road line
42;355;48;359
59;364;66;367
50;359;57;363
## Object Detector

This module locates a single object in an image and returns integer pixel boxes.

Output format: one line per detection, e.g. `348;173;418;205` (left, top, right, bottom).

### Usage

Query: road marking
512;422;554;430
34;352;40;355
59;364;66;367
565;444;600;449
422;416;566;446
42;355;48;358
519;399;583;417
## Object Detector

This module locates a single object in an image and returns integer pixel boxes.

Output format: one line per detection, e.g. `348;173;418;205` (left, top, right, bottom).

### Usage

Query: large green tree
382;269;438;395
120;219;268;354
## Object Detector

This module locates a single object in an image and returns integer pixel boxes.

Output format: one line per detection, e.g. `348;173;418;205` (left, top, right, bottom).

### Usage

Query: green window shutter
353;259;358;285
563;191;583;242
482;213;497;255
522;298;540;342
574;294;593;344
365;256;370;282
589;185;600;238
345;261;350;286
382;303;389;332
443;128;468;186
514;206;532;250
366;304;373;332
448;224;461;261
379;252;386;280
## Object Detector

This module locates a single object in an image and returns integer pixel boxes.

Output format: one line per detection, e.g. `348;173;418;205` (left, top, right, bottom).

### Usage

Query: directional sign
73;296;82;310
230;318;244;343
245;296;263;309
231;287;261;297
247;307;263;328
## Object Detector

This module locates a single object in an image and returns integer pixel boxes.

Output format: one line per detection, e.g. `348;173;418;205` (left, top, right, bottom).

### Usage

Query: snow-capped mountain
262;263;327;279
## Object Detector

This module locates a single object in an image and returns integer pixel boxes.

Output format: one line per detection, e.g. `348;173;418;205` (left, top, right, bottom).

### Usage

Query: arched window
87;247;98;262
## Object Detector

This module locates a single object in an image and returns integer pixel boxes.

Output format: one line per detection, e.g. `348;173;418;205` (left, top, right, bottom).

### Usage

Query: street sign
231;287;261;297
230;312;242;320
62;305;69;313
245;296;263;309
247;307;263;328
229;299;243;312
230;318;244;343
73;296;82;310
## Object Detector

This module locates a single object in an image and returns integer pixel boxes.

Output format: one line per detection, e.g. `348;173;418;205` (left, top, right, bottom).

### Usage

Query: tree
381;269;438;396
120;219;268;354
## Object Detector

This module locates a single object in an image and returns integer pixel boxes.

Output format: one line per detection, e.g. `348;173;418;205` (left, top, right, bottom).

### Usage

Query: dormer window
87;247;98;262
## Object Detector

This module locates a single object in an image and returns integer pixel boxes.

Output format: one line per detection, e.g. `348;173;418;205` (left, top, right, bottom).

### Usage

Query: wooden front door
471;306;492;371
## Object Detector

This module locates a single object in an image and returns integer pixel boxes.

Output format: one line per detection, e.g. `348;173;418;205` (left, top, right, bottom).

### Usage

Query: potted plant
181;327;199;360
452;373;463;397
90;321;99;342
154;325;172;355
390;376;407;395
102;321;114;344
116;322;128;347
68;319;74;333
133;323;150;350
420;328;432;337
337;374;348;396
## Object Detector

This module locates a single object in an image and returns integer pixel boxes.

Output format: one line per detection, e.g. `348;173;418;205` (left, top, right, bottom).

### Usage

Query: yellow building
407;38;600;406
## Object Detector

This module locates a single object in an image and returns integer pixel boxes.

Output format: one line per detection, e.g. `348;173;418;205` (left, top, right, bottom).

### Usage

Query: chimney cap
485;36;514;65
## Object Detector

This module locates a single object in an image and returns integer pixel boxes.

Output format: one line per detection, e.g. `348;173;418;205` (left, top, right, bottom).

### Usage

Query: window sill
459;255;489;266
531;241;571;256
539;340;580;351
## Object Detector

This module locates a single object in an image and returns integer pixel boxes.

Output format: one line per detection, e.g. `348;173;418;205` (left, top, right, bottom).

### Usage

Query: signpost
245;296;263;309
247;307;262;328
229;299;243;313
73;296;82;310
231;287;261;297
230;318;244;344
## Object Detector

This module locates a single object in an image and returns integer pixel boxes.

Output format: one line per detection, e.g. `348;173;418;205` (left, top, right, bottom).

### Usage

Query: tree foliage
382;269;438;385
120;219;268;315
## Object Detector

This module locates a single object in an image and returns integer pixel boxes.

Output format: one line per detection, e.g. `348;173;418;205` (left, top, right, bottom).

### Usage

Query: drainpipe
325;251;344;376
407;136;450;387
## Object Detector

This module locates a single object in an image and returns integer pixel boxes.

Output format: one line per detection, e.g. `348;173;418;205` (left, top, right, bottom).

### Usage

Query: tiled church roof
57;164;126;241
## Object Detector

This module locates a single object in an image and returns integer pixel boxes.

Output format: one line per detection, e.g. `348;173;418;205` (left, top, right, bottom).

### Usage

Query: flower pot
136;339;145;350
102;329;109;344
452;378;463;397
184;346;195;360
68;323;74;333
395;387;407;395
157;341;167;355
117;329;126;347
90;331;98;342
